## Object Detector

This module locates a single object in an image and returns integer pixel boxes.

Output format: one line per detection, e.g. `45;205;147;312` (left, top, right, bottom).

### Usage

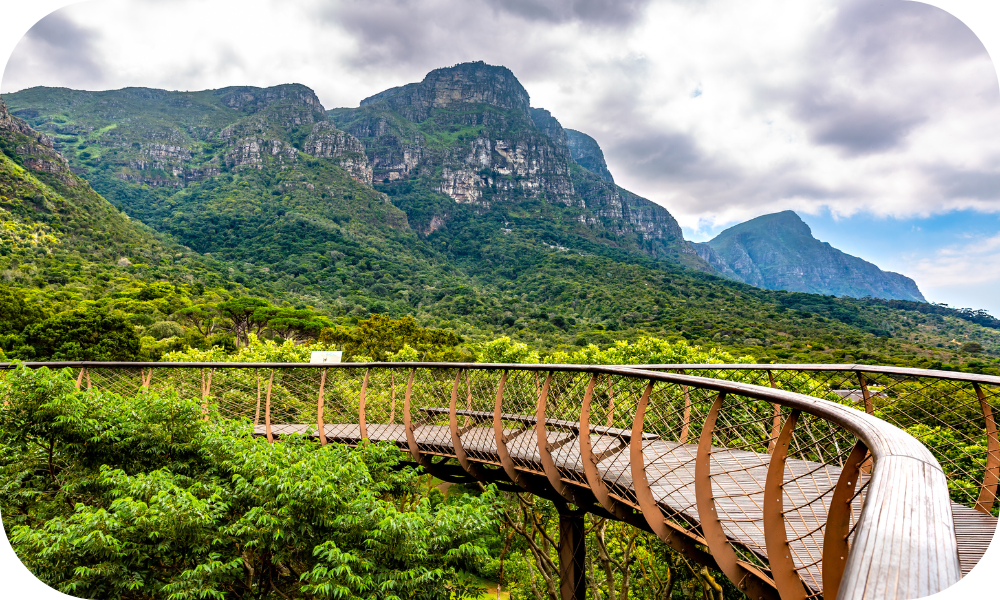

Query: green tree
17;307;140;361
320;314;463;361
216;298;272;347
0;366;500;599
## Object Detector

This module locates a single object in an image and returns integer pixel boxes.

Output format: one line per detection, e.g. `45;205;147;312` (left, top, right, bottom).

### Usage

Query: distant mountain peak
722;210;812;237
698;210;925;302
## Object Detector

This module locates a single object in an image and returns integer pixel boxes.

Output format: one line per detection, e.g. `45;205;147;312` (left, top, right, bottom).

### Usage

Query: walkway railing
2;361;992;600
633;364;1000;516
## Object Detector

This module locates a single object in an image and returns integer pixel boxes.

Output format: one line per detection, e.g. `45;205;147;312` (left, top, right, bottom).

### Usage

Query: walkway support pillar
558;509;586;600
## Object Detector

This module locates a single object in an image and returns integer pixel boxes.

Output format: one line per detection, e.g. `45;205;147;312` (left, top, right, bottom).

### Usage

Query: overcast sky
3;0;1000;315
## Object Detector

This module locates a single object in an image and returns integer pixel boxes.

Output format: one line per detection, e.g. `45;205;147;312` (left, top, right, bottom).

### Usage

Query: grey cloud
762;0;995;157
317;0;492;72
479;0;652;27
13;11;106;87
793;87;926;154
931;167;1000;201
608;129;708;178
315;0;643;74
828;0;988;68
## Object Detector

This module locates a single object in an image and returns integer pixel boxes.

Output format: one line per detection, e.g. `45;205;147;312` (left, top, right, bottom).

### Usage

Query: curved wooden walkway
8;361;999;600
256;422;995;593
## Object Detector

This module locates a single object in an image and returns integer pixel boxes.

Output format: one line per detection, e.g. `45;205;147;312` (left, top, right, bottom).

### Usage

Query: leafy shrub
0;365;500;599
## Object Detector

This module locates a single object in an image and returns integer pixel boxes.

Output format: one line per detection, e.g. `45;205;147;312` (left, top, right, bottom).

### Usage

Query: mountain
329;61;701;268
0;95;250;338
3;84;474;316
695;210;926;301
6;63;1000;369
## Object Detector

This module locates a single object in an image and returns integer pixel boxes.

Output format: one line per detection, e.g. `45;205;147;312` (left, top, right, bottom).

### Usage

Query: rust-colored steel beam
763;409;808;600
201;368;214;420
358;369;370;441
75;367;86;390
140;367;153;392
389;370;397;423
974;382;999;513
493;371;539;493
605;376;615;428
627;381;724;572
856;373;874;474
767;370;781;455
856;373;873;416
535;371;582;505
316;368;328;445
822;441;868;600
449;369;485;481
254;370;262;427
264;370;274;443
580;374;629;519
402;368;423;464
678;369;692;443
695;392;778;599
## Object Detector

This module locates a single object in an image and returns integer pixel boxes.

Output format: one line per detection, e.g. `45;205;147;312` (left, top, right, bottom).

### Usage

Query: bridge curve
10;361;999;600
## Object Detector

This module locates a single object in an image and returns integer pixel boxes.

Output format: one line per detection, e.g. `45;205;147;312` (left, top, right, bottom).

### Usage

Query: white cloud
3;1;998;234
910;232;1000;287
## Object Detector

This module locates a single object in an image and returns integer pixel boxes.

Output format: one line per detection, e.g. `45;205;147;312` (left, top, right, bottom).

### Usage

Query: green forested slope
4;73;1000;372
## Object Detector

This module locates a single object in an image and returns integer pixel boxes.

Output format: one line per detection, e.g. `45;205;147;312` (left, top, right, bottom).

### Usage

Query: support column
559;510;586;600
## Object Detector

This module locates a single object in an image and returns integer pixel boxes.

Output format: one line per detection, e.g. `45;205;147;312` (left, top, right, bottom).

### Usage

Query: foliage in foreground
0;366;498;599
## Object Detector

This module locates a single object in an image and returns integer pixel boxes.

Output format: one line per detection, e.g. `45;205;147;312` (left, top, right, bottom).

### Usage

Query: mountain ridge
696;210;926;302
9;64;999;370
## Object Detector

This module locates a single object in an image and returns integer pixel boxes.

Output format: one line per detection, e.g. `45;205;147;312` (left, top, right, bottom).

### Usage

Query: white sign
310;351;343;364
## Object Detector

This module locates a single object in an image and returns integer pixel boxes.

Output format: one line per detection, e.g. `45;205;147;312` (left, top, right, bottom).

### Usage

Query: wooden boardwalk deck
256;421;996;590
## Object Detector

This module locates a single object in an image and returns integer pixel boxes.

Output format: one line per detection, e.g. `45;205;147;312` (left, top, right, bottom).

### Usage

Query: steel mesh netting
858;373;998;511
258;368;324;438
540;371;591;488
675;367;998;512
83;366;164;397
406;367;458;457
359;367;409;446
780;409;868;597
586;374;650;509
497;369;548;477
317;367;365;443
636;379;721;540
456;369;507;467
86;367;209;410
700;392;780;574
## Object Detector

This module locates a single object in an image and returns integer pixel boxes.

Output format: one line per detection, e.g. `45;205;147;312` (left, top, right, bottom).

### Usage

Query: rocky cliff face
702;211;926;301
332;62;703;266
303;122;373;184
6;84;368;187
337;63;580;209
0;97;75;185
360;61;531;122
565;129;614;184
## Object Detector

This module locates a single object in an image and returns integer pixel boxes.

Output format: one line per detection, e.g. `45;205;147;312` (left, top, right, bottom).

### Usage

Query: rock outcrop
360;61;531;122
701;211;926;301
332;62;703;266
1;97;76;185
566;129;614;184
303;122;373;184
6;84;338;187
